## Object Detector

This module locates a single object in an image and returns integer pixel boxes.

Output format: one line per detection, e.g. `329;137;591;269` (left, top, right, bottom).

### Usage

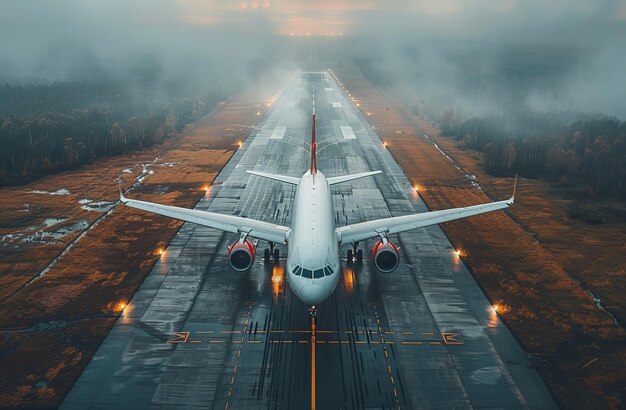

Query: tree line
441;111;626;198
0;82;229;185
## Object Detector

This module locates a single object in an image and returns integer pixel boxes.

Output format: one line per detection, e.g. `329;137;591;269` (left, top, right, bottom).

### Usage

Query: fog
1;0;625;118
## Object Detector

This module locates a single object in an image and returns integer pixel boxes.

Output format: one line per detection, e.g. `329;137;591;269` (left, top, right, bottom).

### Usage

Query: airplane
120;112;516;313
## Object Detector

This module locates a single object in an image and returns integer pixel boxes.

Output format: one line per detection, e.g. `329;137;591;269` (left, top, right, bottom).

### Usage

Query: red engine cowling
371;240;400;273
227;240;256;271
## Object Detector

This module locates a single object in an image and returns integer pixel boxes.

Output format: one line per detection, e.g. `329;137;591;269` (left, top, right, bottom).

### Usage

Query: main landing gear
264;242;280;263
347;242;363;263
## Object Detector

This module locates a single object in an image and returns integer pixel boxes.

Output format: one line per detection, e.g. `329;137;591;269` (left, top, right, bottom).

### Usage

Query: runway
62;70;556;409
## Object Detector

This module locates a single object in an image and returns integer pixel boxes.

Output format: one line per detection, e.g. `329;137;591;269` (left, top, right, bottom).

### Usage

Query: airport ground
0;67;623;409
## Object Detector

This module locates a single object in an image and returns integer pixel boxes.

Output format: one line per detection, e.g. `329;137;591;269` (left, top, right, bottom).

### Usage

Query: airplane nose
301;283;328;306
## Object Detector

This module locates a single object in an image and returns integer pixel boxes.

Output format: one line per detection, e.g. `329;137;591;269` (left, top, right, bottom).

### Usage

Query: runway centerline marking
223;304;253;410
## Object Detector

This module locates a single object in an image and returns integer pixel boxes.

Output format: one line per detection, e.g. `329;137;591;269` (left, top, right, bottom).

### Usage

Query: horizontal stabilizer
327;171;382;186
247;170;300;185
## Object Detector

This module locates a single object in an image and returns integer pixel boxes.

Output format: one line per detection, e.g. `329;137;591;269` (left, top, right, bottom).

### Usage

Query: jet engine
371;240;399;273
227;239;256;271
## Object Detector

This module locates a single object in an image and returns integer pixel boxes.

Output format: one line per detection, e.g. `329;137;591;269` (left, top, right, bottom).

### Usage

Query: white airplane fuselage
286;170;340;305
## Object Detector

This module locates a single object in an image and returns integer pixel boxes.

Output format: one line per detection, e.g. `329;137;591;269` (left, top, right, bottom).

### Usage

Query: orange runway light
493;304;499;313
356;103;360;107
238;141;243;147
156;248;165;256
383;141;388;147
413;185;419;191
256;112;261;116
343;267;355;294
116;302;127;313
271;265;285;302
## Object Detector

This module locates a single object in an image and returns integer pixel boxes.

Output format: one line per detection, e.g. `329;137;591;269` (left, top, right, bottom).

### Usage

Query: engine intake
228;239;256;271
371;240;399;273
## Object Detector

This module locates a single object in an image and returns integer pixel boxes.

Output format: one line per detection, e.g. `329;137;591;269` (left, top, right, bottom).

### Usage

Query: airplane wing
120;193;289;244
327;171;382;186
336;190;515;245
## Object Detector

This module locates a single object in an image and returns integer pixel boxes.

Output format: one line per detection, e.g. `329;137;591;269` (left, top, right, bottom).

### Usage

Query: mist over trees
0;81;230;185
353;39;626;199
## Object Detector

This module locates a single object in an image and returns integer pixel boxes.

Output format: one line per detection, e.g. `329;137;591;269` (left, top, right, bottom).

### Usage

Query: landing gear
309;305;317;318
264;242;280;264
347;242;363;263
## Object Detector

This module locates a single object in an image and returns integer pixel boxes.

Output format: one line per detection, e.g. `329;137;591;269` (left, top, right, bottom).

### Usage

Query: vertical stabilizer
310;113;317;175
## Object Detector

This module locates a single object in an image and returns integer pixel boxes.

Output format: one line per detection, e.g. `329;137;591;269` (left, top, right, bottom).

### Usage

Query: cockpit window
302;269;312;279
293;265;302;275
324;266;333;276
314;269;324;279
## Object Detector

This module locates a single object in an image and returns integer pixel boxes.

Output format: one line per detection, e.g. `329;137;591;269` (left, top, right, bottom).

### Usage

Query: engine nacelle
371;240;400;273
227;239;256;271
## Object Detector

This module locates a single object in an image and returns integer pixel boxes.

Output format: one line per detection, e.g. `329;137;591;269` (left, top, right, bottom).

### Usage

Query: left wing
336;180;516;245
120;193;289;244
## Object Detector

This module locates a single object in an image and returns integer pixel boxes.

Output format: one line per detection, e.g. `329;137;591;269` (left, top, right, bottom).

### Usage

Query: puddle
28;188;70;196
52;221;90;238
471;366;502;386
43;218;66;228
80;201;116;212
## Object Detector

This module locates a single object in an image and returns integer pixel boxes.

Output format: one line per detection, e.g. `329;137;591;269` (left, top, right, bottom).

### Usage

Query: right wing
336;178;516;245
327;171;382;186
120;193;289;244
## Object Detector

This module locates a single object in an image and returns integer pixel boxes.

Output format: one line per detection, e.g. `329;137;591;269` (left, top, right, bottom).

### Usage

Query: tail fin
310;113;317;175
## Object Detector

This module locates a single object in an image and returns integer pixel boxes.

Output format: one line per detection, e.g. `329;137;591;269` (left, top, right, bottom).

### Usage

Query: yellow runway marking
311;317;317;410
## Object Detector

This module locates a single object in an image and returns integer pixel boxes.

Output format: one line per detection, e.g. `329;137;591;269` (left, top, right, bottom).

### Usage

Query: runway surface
62;70;556;409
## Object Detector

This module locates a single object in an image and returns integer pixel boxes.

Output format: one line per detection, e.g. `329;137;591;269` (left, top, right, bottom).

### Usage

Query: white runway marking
332;102;342;108
340;126;357;140
271;126;287;140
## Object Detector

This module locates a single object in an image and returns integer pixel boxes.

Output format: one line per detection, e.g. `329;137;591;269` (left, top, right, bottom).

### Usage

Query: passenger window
314;269;324;279
302;269;312;279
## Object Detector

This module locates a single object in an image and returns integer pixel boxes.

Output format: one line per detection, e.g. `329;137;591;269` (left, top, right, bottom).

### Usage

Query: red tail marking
311;113;317;175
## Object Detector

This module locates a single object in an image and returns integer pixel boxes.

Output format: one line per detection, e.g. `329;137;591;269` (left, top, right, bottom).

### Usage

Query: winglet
118;172;128;203
508;174;518;204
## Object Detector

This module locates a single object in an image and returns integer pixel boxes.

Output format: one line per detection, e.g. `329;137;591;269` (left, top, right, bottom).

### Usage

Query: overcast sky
1;0;625;117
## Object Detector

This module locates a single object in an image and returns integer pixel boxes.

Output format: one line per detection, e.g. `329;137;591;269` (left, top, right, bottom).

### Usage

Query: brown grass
336;67;626;409
0;87;270;407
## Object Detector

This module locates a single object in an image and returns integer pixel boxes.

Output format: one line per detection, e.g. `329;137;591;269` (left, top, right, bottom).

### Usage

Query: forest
440;111;626;198
354;55;626;200
0;81;230;185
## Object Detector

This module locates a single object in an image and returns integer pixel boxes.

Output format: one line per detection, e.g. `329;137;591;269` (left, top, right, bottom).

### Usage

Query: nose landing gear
309;305;317;318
